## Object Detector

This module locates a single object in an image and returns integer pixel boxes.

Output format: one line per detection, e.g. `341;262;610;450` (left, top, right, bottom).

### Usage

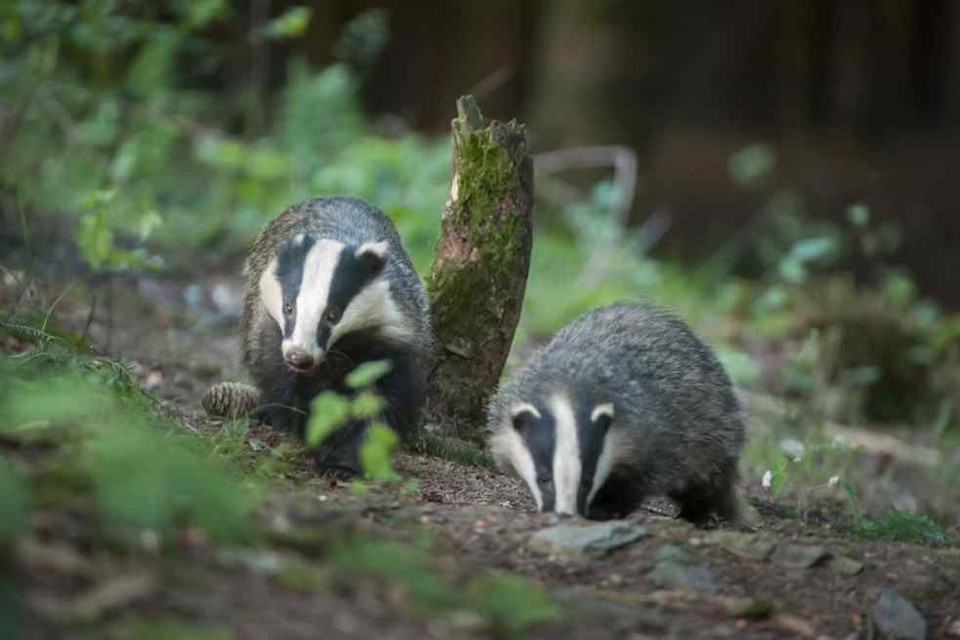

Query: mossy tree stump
425;95;534;442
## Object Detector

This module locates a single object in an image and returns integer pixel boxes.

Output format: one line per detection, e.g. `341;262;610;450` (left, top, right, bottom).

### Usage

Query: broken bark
425;95;534;442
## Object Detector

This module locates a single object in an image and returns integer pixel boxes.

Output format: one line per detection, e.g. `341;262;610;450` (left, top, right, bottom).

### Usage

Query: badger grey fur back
487;302;747;523
241;197;432;474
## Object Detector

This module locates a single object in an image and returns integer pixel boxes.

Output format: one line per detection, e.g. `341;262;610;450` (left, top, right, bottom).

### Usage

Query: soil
4;263;960;640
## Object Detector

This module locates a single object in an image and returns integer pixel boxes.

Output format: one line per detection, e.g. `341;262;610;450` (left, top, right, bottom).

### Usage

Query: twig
465;66;514;101
82;291;97;342
40;280;75;335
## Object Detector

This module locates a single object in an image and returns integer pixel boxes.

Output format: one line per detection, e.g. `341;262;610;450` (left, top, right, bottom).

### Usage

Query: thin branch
40;280;75;335
465;66;514;102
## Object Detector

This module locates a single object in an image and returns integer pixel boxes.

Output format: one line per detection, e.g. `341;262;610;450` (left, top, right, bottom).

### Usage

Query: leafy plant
305;359;400;483
843;483;950;544
0;343;252;544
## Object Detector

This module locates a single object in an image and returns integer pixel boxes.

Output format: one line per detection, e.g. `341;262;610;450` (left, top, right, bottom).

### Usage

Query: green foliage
331;537;561;634
304;360;399;482
1;2;447;275
359;424;399;483
305;392;351;449
728;143;776;189
345;360;392;389
0;457;29;543
466;572;562;634
260;6;312;41
844;483;950;544
0;339;252;545
335;9;389;71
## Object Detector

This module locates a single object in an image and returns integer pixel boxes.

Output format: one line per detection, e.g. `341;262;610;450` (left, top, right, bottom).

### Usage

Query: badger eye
537;475;551;486
324;308;341;324
282;302;294;316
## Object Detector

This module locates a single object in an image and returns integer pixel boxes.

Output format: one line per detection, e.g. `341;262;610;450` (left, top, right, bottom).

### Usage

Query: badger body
487;302;746;524
241;197;432;474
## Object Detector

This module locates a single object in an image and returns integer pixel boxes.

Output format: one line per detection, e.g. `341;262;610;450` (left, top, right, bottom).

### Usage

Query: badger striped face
490;393;617;517
259;233;397;372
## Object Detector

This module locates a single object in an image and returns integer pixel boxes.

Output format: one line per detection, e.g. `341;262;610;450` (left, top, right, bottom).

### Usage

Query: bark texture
425;95;533;442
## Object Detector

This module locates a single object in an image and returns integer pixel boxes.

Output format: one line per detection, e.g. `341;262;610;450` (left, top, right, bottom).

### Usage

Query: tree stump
425;95;534;442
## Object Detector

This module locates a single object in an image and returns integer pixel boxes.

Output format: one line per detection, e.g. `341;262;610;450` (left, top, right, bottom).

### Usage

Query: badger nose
284;348;315;371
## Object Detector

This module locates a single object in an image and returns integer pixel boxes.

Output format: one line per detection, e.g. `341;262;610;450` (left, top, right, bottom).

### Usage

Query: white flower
761;470;773;489
827;476;840;487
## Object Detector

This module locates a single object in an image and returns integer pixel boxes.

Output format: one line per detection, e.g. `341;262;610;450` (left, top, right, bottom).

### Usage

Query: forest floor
4;252;960;640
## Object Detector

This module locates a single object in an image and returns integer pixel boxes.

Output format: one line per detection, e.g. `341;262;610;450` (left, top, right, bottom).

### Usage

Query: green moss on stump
425;96;533;442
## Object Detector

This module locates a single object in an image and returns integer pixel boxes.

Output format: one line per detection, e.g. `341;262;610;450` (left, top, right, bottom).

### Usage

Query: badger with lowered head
487;302;748;524
241;197;432;475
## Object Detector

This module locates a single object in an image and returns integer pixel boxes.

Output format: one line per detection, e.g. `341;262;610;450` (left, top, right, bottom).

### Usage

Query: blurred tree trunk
425;97;533;443
527;0;658;151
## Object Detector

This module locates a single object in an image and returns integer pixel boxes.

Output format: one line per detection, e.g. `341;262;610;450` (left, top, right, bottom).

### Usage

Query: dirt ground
4;258;960;640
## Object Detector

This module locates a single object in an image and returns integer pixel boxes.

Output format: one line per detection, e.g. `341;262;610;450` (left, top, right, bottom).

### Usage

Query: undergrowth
330;536;561;637
843;483;951;545
0;330;253;544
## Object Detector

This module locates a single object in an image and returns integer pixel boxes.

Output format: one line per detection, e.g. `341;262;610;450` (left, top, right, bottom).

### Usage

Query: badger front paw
313;445;362;479
312;419;367;478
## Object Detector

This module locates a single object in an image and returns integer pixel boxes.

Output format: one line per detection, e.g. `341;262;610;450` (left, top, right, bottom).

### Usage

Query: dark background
230;0;960;307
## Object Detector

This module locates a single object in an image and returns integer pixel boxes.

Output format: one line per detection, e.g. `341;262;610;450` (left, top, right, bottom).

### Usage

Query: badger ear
591;403;614;432
510;403;541;432
356;241;388;275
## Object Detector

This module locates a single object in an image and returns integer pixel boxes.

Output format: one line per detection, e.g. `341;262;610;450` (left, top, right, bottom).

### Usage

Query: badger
241;197;432;475
487;302;748;524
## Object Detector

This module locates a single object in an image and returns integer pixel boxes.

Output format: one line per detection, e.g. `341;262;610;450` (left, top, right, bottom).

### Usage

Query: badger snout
283;347;317;372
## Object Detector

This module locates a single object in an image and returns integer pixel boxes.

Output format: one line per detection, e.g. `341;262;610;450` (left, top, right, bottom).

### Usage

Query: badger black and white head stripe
489;392;621;516
258;233;402;371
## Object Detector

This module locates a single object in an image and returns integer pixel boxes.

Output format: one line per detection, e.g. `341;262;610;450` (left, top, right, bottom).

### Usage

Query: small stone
529;520;646;560
710;531;777;561
871;587;927;640
829;554;865;577
771;543;830;569
646;544;717;592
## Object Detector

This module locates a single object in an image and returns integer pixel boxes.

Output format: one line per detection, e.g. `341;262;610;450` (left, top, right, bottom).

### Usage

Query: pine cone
201;382;260;419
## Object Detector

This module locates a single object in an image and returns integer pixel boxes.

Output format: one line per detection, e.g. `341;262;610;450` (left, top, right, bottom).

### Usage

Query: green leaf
90;426;250;541
77;212;114;270
262;6;312;40
181;0;227;29
777;256;806;284
127;29;180;98
771;454;789;496
789;236;837;263
305;392;351;448
728;143;776;188
345;360;392;389
846;202;870;228
359;422;399;482
351;391;384;419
